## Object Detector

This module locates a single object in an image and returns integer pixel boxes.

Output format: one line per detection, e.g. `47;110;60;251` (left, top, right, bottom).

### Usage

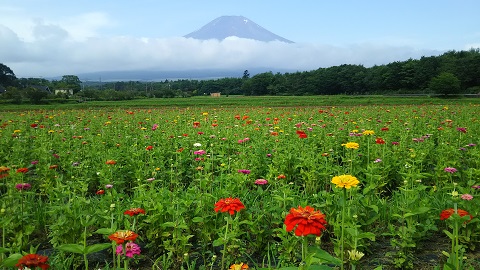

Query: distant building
30;85;51;93
55;89;74;96
210;92;221;97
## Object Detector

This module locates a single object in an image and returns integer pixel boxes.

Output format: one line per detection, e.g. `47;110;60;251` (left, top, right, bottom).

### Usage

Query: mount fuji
184;15;294;43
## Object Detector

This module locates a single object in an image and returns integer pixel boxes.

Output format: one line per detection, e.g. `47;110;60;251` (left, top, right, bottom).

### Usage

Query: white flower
193;143;202;147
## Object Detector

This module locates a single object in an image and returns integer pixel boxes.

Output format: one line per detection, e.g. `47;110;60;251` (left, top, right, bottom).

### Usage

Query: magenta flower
456;127;467;133
105;184;113;189
31;160;39;165
255;179;268;185
237;169;251;175
151;124;159;131
391;141;399;145
374;158;382;163
461;194;473;201
472;185;480;189
116;242;141;258
444;167;458;173
15;183;32;191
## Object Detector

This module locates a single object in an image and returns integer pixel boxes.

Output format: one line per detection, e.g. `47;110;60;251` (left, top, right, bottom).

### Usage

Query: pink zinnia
255;179;268;185
444;167;457;173
116;242;141;258
461;194;473;201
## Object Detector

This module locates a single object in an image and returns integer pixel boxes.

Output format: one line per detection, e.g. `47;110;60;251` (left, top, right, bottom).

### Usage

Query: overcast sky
1;0;479;78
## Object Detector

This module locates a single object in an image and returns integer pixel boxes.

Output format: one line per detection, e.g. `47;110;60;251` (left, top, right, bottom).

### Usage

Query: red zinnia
284;206;328;237
0;166;10;179
16;168;29;174
214;197;245;215
375;137;385;144
296;130;307;139
96;190;105;195
108;230;139;244
124;208;146;216
145;145;153;151
440;208;473;221
16;253;50;270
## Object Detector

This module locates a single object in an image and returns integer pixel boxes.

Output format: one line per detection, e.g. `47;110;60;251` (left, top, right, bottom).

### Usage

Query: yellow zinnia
362;130;375;135
341;142;359;149
331;175;360;189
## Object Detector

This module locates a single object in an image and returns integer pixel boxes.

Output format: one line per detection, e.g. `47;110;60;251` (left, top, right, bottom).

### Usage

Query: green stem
454;203;459;270
221;217;229;270
340;188;346;270
83;226;89;270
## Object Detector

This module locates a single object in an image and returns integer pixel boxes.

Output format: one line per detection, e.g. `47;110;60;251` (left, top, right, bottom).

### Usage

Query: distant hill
184;15;294;43
72;68;294;82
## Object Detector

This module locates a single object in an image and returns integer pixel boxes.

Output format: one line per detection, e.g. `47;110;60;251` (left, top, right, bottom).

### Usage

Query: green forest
1;49;479;103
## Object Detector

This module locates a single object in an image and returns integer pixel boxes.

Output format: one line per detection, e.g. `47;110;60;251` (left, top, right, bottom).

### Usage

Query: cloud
0;22;441;78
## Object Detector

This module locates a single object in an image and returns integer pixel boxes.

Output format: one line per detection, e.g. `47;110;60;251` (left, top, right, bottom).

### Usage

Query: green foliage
429;72;461;96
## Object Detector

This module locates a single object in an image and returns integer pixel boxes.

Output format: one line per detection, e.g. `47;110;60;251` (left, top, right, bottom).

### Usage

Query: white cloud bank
1;20;444;78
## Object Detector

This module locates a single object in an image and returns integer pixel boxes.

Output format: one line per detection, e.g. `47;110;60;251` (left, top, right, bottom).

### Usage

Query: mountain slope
184;15;293;43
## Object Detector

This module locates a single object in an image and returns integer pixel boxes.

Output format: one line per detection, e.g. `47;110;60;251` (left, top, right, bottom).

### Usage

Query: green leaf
84;243;112;254
0;247;10;254
162;222;176;228
308;246;342;265
308;265;335;270
1;253;23;267
212;238;224;247
95;228;115;235
56;244;85;254
192;217;204;223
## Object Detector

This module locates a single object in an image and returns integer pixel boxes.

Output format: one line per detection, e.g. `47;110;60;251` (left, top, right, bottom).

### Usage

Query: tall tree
429;72;461;96
0;63;17;87
59;75;82;93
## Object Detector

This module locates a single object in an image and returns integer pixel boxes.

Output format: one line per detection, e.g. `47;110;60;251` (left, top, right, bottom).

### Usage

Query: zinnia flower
105;160;117;165
284;206;328;236
15;183;32;191
331;175;360;189
16;253;50;270
362;130;375;136
456;127;467;133
214;197;245;215
255;179;268;185
375;137;385;144
461;194;473;201
109;230;139;244
296;130;307;139
237;169;251;175
342;142;359;149
440;208;473;221
96;190;105;195
230;262;249;269
0;166;10;179
124;208;146;216
16;168;29;174
444;167;457;173
145;145;153;151
116;242;141;258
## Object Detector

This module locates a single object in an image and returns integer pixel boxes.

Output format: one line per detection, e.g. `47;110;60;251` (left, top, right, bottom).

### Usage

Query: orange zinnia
124;208;146;216
440;208;473;221
16;254;50;270
284;206;327;237
214;197;245;215
105;160;117;165
108;230;139;244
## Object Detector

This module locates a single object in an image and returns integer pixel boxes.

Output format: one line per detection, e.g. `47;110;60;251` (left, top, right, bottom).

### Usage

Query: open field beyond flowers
1;99;480;269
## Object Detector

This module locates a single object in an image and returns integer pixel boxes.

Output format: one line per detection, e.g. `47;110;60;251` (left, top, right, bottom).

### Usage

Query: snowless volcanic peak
184;15;294;43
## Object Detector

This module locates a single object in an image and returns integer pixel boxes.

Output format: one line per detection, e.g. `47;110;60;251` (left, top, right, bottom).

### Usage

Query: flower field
1;103;480;269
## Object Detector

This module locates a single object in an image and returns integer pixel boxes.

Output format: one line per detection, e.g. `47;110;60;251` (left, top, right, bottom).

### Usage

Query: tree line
1;49;479;104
